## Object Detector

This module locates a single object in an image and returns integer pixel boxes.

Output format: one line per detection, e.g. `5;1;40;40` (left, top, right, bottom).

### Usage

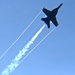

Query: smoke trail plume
0;25;45;75
19;27;56;65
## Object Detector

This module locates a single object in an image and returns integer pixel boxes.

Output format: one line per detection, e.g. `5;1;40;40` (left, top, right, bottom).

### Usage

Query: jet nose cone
58;3;63;9
60;3;63;6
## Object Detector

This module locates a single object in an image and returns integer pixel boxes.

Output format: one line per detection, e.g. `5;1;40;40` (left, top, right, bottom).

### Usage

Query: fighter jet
41;3;63;28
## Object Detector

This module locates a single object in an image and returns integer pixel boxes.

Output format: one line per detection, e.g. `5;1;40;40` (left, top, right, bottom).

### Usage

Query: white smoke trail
0;25;45;75
19;27;56;65
0;10;42;59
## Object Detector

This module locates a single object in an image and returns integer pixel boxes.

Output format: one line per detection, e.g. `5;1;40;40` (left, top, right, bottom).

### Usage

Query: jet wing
51;17;58;27
42;8;51;16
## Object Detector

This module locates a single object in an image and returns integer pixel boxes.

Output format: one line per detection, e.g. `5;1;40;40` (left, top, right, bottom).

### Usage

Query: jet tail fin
51;17;58;27
41;18;50;28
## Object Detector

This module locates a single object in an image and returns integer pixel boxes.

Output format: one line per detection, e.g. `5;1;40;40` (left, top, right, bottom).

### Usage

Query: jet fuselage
41;3;63;28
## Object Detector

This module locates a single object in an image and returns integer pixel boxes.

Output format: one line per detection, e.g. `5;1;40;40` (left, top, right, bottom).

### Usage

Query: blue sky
0;0;75;75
